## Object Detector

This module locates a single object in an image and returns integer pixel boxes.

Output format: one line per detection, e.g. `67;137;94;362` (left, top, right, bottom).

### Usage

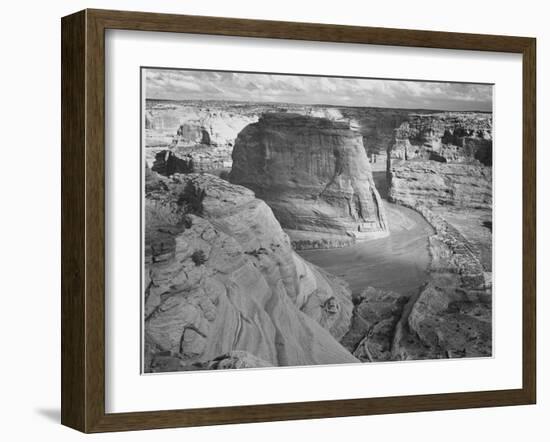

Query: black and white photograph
142;68;493;373
1;0;545;438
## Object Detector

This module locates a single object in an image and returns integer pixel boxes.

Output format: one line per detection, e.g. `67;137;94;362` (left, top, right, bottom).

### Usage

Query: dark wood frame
61;8;537;433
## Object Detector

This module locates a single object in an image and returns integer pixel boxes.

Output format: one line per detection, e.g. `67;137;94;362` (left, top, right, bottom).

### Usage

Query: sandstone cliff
388;161;492;210
151;145;233;176
145;102;258;173
339;108;410;168
144;171;357;372
389;113;492;165
172;110;256;148
229;113;388;249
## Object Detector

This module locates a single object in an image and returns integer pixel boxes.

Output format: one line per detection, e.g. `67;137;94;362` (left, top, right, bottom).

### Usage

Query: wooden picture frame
61;8;536;433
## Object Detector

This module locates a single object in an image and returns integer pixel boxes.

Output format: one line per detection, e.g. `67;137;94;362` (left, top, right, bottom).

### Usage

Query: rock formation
341;287;409;361
392;206;492;360
339;205;491;362
171;110;256;149
150;350;272;372
145;102;258;172
382;112;493;360
388;161;492;210
229;113;389;249
143;100;494;367
339;107;410;169
389;113;492;165
144;171;357;372
151;150;193;176
151;145;233;176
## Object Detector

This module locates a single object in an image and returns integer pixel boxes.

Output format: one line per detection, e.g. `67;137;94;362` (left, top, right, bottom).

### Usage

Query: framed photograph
61;9;536;433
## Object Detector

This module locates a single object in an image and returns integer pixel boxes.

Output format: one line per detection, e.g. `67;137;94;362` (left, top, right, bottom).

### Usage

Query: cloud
145;68;492;111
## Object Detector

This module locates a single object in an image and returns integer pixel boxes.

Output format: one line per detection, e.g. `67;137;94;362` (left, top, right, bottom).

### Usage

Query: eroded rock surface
341;287;409;362
392;206;492;360
145;103;258;173
388;161;492;210
229;113;388;249
144;171;357;372
143;100;493;367
338;205;491;362
390;113;492;165
150;350;272;372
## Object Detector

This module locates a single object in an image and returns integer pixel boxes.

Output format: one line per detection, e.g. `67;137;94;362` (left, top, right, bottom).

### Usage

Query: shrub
191;250;207;266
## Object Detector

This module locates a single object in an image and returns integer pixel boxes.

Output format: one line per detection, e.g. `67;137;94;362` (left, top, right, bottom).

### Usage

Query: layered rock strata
389;113;492;165
145;103;257;148
145;103;258;172
388;161;492;210
151;145;232;176
144;171;357;372
229;113;389;249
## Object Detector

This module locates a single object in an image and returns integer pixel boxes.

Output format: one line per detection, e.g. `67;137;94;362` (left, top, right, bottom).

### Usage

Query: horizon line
144;97;493;114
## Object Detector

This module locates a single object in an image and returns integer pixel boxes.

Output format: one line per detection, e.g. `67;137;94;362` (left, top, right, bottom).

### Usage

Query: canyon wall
340;108;410;168
145;102;258;173
145;103;351;175
380;112;493;361
388;161;492;209
144;102;494;367
144;171;357;372
340;204;492;362
392;206;492;360
229;113;389;249
389;113;492;165
146;102;492;176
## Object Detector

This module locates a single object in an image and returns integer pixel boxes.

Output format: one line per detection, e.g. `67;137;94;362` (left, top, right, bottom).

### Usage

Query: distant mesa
229;113;389;249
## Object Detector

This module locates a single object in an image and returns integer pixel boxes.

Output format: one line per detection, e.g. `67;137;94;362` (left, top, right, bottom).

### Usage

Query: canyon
144;98;493;371
229;112;388;249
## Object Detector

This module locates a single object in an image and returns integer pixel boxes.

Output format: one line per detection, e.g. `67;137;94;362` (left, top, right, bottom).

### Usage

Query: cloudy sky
145;69;492;112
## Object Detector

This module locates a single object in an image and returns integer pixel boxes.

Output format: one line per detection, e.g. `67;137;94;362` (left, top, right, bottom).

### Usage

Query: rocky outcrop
388;161;492;210
389;113;492;165
385;113;492;361
151;145;233;176
339;205;491;362
229;113;388;249
172;110;256;149
146;103;257;146
145;102;258;171
150;350;272;372
392;206;492;360
340;108;410;166
144;171;357;372
341;287;409;362
151;150;193;176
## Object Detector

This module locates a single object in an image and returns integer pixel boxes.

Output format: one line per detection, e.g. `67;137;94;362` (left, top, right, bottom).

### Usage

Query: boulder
341;287;409;362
